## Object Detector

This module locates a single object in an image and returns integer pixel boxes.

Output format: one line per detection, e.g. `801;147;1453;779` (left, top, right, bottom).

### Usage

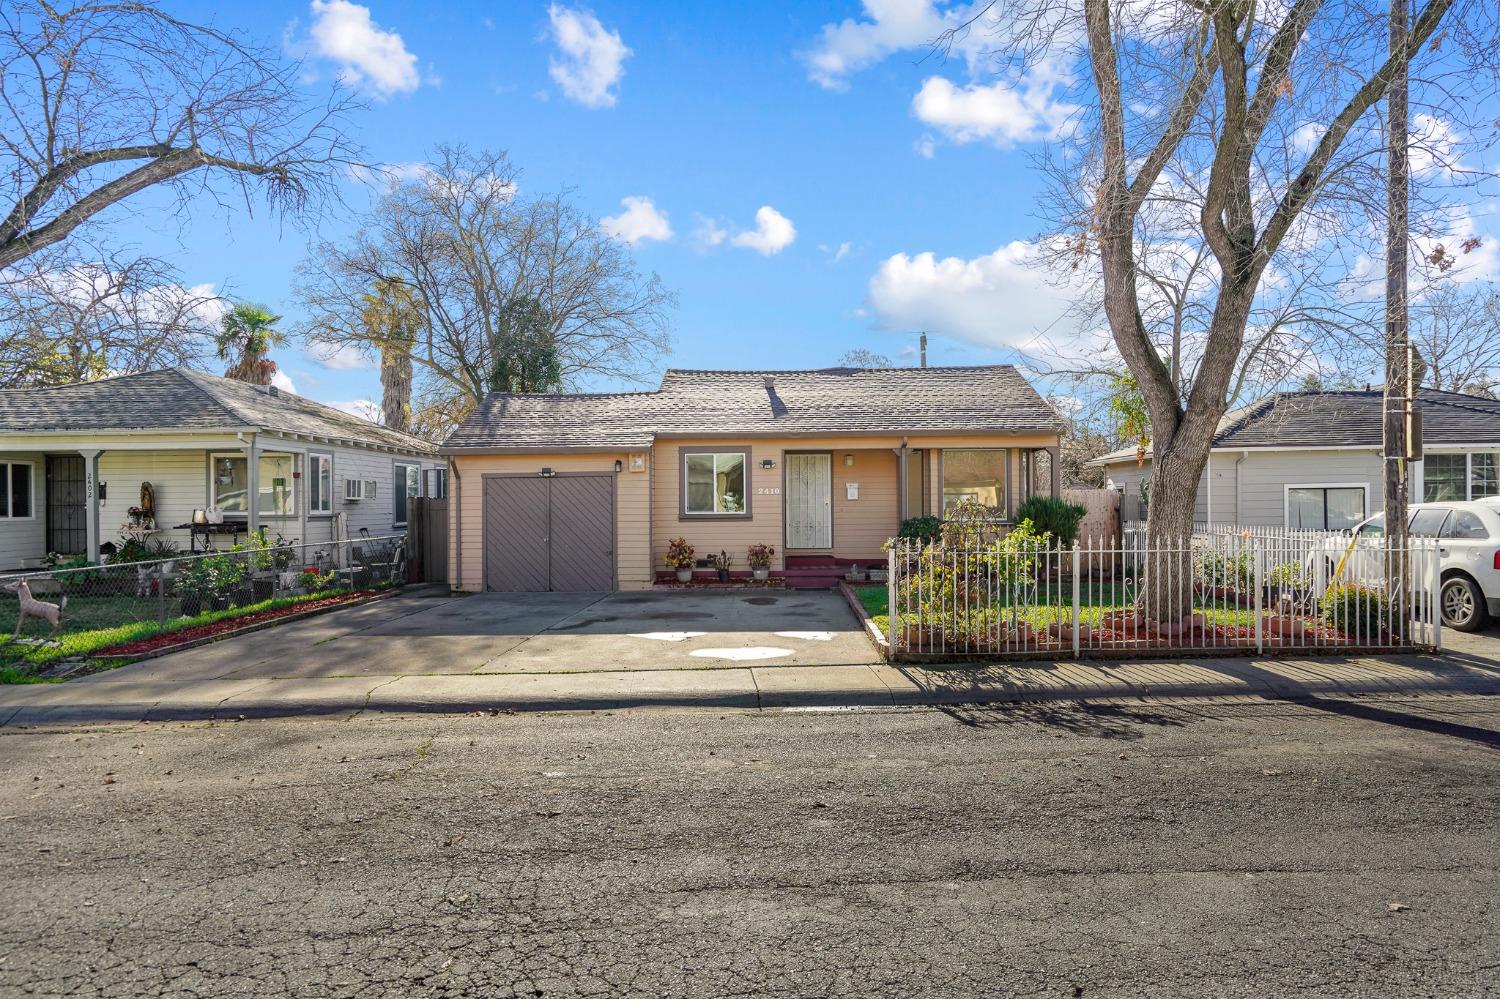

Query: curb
837;581;890;659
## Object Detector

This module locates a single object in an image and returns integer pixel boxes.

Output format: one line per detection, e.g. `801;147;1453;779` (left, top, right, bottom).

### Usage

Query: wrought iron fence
885;529;1440;660
0;535;407;653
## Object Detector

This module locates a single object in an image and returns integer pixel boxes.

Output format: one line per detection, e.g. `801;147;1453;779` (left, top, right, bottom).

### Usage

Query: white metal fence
885;529;1440;660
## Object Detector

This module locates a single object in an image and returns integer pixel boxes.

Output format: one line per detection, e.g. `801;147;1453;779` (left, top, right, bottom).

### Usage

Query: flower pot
675;568;693;583
752;567;769;581
716;569;730;583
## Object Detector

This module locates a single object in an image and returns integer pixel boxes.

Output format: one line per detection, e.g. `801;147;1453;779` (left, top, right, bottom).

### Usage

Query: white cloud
819;241;852;263
271;369;298;394
912;72;1074;148
546;5;630;108
803;0;984;90
730;206;797;255
913;134;936;159
692;215;730;250
867;241;1082;350
307;342;375;371
600;196;673;245
325;399;383;423
304;0;422;98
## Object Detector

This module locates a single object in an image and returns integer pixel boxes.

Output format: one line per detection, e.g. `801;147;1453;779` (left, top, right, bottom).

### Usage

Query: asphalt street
4;695;1499;998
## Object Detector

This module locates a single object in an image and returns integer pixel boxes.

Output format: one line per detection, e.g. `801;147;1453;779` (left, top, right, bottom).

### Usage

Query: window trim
678;447;753;520
940;447;1011;516
208;451;298;519
393;461;420;528
308;452;334;517
1283;482;1369;531
0;461;35;520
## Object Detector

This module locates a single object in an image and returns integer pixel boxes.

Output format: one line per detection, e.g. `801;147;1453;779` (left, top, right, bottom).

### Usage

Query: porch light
614;459;623;472
761;458;776;469
843;454;855;467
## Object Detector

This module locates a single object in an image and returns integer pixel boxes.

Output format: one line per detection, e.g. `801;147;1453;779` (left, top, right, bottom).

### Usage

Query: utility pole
1384;0;1413;601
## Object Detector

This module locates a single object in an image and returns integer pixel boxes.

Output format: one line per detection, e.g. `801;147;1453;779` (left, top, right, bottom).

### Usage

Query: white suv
1319;500;1500;632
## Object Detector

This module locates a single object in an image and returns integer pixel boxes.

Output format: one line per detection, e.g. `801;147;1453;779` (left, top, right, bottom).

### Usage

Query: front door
785;453;833;549
45;455;87;556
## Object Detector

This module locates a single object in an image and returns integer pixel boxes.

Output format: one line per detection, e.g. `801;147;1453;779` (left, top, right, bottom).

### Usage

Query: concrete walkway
3;647;1500;726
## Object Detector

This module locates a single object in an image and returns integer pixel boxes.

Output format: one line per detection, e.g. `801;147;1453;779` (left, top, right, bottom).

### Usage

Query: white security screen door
785;453;833;549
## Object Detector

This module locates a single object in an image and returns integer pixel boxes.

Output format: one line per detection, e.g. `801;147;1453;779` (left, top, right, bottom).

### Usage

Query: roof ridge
662;363;1013;375
173;367;262;427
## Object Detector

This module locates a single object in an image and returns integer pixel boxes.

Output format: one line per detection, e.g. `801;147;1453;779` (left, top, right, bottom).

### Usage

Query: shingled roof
1090;387;1500;465
445;365;1061;450
0;368;434;453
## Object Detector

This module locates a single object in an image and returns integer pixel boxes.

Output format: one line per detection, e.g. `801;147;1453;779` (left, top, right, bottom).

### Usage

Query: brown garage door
482;474;615;592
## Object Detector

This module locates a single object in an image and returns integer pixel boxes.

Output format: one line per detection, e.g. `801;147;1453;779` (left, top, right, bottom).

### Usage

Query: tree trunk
381;345;413;432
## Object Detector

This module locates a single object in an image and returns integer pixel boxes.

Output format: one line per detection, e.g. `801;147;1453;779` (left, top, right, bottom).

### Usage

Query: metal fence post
1427;539;1442;649
886;545;897;655
158;568;167;627
1070;543;1081;657
1253;543;1264;655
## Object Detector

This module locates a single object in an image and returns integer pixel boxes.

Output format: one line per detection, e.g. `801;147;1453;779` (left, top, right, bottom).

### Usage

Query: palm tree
360;278;422;431
216;303;287;385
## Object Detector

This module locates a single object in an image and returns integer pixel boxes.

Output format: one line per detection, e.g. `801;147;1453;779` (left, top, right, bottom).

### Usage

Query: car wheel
1440;575;1488;632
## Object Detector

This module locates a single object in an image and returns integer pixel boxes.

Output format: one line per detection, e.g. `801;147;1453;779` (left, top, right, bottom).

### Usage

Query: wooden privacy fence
1062;487;1121;543
407;497;449;584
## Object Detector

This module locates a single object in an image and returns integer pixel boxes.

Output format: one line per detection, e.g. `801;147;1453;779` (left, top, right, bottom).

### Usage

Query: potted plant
711;550;733;583
747;544;775;581
664;537;696;583
844;563;867;583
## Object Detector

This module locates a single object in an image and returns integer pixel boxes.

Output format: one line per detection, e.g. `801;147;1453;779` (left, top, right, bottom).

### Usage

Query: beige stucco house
441;365;1063;591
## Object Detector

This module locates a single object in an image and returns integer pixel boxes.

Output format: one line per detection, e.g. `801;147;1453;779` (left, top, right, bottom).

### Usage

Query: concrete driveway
79;587;880;684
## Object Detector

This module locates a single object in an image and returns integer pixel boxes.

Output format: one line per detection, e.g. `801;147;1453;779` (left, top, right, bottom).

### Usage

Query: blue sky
105;1;1082;414
102;1;1500;416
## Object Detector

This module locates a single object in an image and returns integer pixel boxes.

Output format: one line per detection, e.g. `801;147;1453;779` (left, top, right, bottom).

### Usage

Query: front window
425;467;448;499
394;463;420;526
684;451;747;515
309;454;333;515
1286;485;1365;530
1423;454;1466;502
211;454;296;516
942;449;1006;514
0;462;33;518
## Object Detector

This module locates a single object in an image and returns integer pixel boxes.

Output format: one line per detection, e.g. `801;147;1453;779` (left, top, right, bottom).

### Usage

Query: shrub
1013;496;1086;547
897;515;943;544
300;568;338;593
746;544;775;569
1195;547;1254;592
1321;583;1390;638
893;517;1050;645
664;537;696;570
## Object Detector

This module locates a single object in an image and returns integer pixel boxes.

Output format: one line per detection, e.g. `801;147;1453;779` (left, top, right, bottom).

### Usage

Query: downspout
449;456;462;591
896;437;909;522
1233;451;1248;525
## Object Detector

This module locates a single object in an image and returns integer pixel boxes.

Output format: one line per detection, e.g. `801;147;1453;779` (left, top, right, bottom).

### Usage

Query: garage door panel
483;477;549;592
548;475;615;592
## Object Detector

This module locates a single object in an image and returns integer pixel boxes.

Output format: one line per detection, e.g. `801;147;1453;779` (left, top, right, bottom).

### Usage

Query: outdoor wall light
761;458;776;469
614;459;623;472
843;454;855;467
540;467;555;477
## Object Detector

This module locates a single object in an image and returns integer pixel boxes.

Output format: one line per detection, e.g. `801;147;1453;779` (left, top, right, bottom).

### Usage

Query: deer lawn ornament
3;579;68;641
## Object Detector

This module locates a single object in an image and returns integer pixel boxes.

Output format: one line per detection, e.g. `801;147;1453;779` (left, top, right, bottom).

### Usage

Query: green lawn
0;588;361;683
854;581;1262;640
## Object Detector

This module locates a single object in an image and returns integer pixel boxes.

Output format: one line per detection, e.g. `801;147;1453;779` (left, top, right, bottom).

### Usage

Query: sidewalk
3;647;1500;726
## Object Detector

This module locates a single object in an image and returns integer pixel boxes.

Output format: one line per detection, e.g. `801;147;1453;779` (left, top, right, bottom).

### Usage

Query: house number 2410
755;487;781;495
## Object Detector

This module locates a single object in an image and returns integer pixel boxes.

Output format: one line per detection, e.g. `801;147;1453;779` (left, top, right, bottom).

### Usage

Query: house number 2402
755;487;781;496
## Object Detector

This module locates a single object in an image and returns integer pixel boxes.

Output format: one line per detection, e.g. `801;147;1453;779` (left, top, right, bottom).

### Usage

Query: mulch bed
92;591;381;657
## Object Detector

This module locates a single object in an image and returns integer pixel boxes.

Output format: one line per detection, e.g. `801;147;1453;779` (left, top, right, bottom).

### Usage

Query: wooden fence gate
408;497;449;584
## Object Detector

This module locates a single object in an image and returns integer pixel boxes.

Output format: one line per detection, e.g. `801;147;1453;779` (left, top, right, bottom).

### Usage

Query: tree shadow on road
936;699;1189;740
1292;695;1500;749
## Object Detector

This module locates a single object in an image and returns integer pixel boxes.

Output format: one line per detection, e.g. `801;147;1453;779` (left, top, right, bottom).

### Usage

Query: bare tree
295;147;675;437
1340;278;1500;395
954;0;1497;618
838;348;894;368
0;0;359;270
0;247;222;385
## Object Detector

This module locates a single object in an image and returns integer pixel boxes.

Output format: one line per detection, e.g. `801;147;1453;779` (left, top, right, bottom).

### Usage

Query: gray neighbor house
1090;388;1500;530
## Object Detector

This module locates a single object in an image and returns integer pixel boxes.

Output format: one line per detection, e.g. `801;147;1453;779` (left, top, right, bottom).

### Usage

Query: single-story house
0;368;443;567
441;365;1064;591
1089;387;1500;530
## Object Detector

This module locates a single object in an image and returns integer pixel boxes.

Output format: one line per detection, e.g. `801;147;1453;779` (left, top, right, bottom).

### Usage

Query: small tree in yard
954;0;1499;619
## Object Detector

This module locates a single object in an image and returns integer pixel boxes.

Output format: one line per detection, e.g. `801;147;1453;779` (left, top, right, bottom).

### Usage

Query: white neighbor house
0;369;443;568
1090;388;1500;530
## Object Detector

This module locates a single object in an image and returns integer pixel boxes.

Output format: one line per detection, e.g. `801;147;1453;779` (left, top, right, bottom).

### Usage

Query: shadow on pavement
937;700;1189;739
1293;695;1500;750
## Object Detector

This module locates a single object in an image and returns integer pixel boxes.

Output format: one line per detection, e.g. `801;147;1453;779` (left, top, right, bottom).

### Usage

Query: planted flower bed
91;590;380;658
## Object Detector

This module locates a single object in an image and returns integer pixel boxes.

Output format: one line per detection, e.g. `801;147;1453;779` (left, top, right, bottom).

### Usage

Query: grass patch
0;589;363;682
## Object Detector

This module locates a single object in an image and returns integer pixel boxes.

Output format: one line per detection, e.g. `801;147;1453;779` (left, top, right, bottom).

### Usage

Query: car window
1409;508;1452;538
1443;511;1491;540
1357;514;1386;536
